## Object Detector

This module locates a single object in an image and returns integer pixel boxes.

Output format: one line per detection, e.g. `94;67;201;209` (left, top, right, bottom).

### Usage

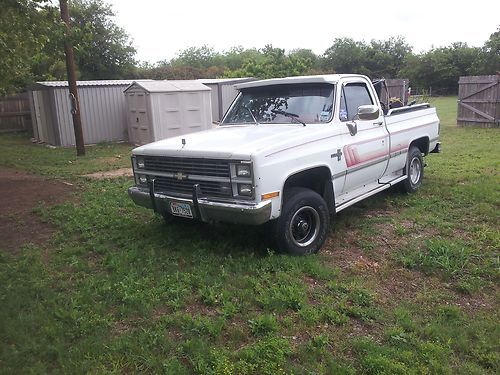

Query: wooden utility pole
59;0;85;156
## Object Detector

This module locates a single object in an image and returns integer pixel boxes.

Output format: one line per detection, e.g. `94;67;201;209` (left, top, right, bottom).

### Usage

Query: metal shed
29;80;147;146
124;80;212;145
198;78;255;122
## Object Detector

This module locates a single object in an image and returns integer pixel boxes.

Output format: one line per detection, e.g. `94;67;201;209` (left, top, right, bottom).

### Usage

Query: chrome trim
332;171;347;180
138;170;230;183
128;186;271;225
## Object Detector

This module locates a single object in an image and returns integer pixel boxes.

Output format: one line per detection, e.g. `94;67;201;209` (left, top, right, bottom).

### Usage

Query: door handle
373;121;383;126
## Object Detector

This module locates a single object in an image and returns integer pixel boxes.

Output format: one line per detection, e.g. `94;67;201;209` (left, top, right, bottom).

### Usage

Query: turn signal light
261;191;280;200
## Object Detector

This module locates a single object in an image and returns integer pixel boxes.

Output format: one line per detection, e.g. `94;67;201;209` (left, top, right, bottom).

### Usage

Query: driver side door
339;80;389;193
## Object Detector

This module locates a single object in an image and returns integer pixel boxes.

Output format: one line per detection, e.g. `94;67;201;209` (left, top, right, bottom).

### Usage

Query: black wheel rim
288;206;320;247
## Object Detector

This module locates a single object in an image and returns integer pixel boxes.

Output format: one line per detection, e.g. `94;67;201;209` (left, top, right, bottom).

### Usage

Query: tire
401;146;424;193
273;187;330;256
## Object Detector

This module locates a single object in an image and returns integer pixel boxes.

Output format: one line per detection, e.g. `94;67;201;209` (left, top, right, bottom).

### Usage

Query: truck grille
144;156;230;178
142;156;232;198
154;176;231;198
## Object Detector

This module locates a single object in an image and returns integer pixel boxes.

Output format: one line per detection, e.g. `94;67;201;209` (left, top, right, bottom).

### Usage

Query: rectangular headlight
136;174;147;186
136;156;145;169
238;183;252;196
236;164;251;177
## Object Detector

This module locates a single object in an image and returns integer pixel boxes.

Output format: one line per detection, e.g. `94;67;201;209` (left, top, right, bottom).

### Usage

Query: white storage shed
124;80;212;145
198;78;255;122
28;80;149;146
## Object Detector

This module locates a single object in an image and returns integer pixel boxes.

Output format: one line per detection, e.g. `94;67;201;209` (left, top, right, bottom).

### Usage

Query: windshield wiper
242;105;259;125
271;109;306;126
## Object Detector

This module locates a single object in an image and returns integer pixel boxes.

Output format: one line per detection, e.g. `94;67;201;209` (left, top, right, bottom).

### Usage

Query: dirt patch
0;167;74;253
184;298;218;317
83;168;133;179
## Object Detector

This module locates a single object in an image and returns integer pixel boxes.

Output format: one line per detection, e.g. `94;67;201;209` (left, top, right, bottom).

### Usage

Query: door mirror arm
346;120;357;136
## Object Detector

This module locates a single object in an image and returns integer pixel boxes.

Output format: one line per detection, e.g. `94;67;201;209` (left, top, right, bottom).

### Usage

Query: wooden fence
458;75;500;128
0;93;32;133
386;79;410;103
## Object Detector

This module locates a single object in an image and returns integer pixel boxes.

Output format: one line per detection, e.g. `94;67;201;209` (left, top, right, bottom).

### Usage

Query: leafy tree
401;42;483;94
170;45;219;69
221;46;263;71
472;27;500;74
0;0;54;95
69;0;137;79
226;45;315;79
0;0;136;95
322;38;369;75
365;37;412;78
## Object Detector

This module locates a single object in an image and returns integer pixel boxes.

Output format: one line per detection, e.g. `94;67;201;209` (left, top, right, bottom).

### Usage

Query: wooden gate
457;75;500;128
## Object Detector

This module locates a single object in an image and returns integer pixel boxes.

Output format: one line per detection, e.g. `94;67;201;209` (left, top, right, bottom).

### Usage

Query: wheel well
410;137;430;155
283;167;335;213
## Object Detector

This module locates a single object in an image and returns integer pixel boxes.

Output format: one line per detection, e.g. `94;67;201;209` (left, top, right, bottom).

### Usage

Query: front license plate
170;202;193;218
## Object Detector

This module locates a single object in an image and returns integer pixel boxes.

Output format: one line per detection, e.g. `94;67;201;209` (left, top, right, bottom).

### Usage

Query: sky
105;0;499;64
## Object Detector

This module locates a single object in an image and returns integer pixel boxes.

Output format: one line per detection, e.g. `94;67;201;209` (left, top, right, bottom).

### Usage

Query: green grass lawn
0;97;499;374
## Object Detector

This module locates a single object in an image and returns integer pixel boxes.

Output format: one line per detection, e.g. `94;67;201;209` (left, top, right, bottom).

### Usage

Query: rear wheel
401;146;424;193
273;188;330;256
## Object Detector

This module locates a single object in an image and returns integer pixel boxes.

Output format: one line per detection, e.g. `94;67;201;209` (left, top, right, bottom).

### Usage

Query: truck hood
132;124;326;159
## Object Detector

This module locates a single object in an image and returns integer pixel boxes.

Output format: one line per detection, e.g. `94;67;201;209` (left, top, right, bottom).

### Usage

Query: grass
0;97;499;374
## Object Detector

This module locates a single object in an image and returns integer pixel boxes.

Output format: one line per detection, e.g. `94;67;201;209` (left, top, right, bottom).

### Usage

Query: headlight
136;156;145;169
238;183;252;196
236;164;251;177
136;174;147;185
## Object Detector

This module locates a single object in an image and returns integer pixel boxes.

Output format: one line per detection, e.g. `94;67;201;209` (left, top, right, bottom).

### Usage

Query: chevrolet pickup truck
128;74;441;255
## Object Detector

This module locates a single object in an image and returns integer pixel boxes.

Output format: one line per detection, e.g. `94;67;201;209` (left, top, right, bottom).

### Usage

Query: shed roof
33;79;152;89
125;80;210;93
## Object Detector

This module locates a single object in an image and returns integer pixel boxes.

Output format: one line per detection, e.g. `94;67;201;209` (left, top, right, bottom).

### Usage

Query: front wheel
273;188;330;256
400;146;424;193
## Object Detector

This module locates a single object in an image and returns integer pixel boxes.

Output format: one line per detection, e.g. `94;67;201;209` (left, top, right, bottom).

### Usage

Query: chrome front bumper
128;186;272;225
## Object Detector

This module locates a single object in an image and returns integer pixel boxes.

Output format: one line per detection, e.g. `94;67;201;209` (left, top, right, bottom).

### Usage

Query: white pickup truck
128;74;440;255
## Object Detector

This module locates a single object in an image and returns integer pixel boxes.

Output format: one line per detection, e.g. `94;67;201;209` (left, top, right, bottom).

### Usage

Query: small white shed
198;78;255;122
124;81;212;145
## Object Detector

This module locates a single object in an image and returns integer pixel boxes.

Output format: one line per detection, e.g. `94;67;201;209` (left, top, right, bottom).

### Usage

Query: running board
335;175;407;213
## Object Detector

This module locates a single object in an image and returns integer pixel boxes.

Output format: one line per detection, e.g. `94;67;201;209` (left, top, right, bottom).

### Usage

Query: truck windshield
221;83;335;125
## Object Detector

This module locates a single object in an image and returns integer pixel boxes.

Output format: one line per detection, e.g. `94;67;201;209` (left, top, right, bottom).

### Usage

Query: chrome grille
154;176;231;197
143;156;230;178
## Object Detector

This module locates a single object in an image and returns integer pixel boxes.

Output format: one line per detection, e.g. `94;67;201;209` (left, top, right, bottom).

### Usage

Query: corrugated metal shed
29;79;151;146
124;81;212;145
198;78;255;122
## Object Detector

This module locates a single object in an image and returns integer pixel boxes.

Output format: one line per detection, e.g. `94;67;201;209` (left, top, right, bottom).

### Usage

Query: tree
226;45;315;79
472;27;500;74
69;0;136;79
170;45;219;70
322;38;369;75
0;0;136;95
400;42;484;94
365;37;412;78
0;0;55;95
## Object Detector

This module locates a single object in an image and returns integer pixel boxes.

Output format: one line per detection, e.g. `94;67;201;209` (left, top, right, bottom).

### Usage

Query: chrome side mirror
357;105;379;121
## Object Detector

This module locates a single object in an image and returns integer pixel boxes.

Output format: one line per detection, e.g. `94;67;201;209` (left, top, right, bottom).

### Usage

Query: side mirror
357;105;380;121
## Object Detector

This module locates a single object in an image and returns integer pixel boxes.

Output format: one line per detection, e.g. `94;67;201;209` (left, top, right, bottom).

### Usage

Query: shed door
127;92;151;144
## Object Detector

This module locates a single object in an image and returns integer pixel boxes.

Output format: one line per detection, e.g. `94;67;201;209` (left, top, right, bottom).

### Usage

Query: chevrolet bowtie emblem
175;172;187;181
